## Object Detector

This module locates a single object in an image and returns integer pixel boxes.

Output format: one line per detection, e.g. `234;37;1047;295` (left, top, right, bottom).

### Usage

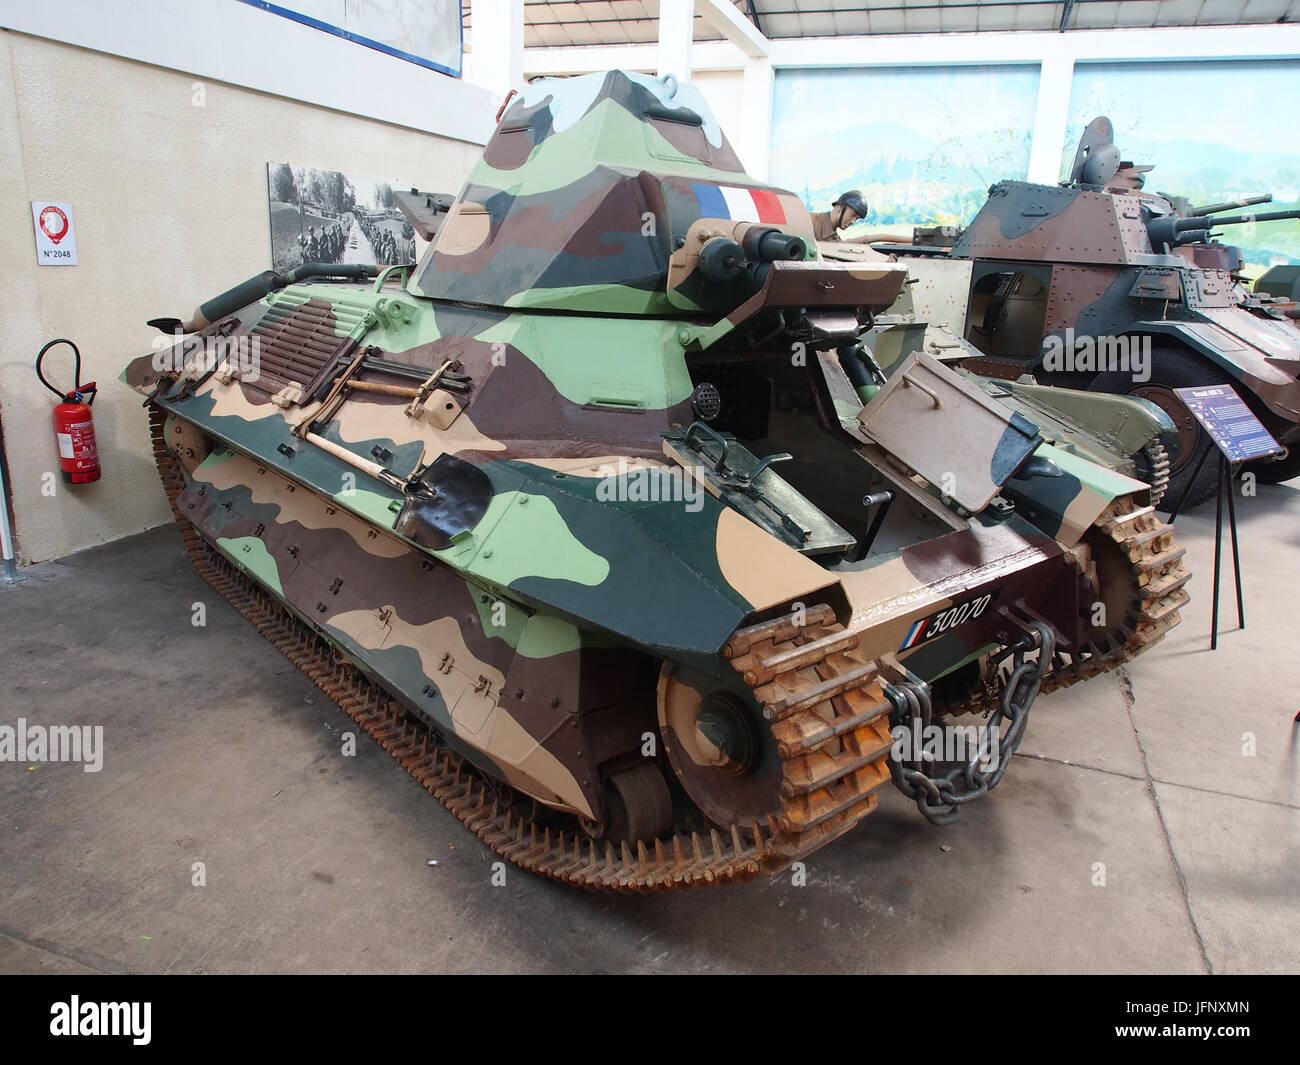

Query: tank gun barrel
1191;194;1273;217
1146;214;1212;248
1204;207;1300;227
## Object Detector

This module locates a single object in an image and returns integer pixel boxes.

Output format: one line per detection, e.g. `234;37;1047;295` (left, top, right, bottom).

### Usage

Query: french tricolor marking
691;183;787;224
899;591;997;652
900;617;930;650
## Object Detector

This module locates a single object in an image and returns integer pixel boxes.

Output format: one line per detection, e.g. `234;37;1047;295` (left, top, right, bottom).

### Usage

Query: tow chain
885;619;1056;824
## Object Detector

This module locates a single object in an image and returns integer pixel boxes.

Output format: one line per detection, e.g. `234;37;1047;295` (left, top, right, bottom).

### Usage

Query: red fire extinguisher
36;339;101;485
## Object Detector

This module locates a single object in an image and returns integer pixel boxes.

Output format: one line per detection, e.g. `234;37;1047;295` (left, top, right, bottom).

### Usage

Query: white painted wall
0;0;492;143
689;69;748;162
0;31;487;564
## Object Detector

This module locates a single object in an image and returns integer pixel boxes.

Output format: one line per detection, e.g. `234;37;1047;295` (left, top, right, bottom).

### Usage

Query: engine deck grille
243;294;369;396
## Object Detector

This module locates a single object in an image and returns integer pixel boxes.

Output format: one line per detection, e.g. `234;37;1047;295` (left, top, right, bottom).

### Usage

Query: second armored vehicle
883;117;1300;506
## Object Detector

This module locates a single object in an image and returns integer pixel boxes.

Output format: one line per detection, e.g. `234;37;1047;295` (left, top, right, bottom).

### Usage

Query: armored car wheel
1244;445;1300;485
1089;345;1228;509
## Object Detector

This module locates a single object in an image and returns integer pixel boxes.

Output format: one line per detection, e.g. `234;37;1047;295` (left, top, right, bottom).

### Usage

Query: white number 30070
930;593;992;636
900;592;996;651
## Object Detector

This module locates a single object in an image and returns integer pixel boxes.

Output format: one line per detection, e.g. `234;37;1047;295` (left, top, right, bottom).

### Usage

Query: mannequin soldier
809;190;900;245
809;190;869;242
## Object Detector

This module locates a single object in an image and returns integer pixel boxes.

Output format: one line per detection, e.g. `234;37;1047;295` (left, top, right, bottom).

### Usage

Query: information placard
1173;384;1284;463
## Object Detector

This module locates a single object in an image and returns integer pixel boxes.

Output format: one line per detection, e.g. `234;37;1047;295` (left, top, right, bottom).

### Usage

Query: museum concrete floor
2;483;1298;975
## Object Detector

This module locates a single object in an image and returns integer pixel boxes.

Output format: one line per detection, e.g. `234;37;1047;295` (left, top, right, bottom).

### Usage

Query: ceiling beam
524;23;1300;78
1059;0;1077;32
765;23;1300;66
695;0;770;58
524;39;749;76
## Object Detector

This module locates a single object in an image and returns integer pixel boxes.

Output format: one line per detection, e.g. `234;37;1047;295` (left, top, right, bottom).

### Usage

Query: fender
996;377;1178;456
1102;320;1300;424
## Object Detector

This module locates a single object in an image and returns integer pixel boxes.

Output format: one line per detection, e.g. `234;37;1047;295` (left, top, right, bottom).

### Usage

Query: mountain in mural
773;120;1032;227
769;66;1039;230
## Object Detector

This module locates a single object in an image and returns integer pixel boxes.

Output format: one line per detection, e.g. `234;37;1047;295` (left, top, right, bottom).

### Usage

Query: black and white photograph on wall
266;162;421;272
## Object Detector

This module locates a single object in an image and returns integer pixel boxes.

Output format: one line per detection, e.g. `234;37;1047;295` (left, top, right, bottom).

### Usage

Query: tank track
943;496;1190;716
147;409;1184;889
149;408;895;891
1041;497;1189;692
1138;440;1171;507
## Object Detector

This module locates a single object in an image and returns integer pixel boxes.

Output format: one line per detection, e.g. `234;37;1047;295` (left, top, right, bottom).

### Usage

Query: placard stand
1165;384;1286;652
1166;449;1242;650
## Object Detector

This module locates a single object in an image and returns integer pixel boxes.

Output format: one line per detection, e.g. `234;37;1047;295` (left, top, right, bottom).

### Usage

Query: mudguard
1104;319;1300;424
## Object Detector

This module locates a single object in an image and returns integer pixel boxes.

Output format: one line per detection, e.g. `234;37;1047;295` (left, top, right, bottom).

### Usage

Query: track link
149;409;895;891
1139;441;1171;508
723;607;894;860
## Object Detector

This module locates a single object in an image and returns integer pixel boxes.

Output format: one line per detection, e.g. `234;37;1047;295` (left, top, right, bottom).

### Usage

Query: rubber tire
1088;346;1230;510
1245;446;1300;485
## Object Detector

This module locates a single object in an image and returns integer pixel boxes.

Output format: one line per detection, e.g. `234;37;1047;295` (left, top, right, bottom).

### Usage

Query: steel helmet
832;189;869;219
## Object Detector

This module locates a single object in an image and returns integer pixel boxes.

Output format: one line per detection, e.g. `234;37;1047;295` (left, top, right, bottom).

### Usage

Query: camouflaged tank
123;72;1190;892
882;116;1300;507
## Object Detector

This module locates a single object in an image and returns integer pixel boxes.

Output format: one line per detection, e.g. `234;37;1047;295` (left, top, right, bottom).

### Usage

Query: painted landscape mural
769;65;1040;237
1064;60;1300;271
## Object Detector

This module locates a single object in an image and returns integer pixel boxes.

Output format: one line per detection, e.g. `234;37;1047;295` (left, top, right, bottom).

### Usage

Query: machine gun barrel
1206;207;1300;227
1146;214;1212;248
1191;194;1272;217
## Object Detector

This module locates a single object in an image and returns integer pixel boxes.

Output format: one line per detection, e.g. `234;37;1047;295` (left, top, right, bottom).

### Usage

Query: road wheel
657;664;782;831
583;762;673;846
1089;345;1228;509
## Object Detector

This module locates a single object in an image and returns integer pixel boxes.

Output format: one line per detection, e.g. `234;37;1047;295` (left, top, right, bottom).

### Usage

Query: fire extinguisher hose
36;339;97;405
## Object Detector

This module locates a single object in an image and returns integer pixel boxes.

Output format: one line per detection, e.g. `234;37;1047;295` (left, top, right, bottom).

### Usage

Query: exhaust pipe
147;262;379;334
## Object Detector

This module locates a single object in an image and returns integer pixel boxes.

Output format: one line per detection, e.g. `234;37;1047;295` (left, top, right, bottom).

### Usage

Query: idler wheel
657;664;781;829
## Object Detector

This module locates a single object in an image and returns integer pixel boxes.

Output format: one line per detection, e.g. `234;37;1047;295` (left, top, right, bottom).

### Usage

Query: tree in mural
268;163;298;204
919;111;1031;225
321;170;356;215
